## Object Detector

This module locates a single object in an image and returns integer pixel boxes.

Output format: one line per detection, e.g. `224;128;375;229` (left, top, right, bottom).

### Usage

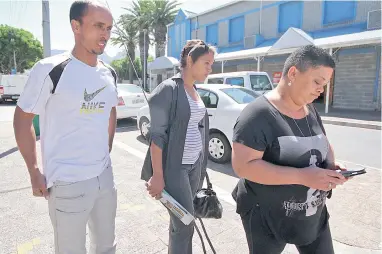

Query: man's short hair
282;45;336;77
69;0;93;24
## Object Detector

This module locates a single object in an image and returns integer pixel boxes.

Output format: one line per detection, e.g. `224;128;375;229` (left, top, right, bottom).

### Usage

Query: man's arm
108;107;117;152
13;106;48;197
13;107;39;173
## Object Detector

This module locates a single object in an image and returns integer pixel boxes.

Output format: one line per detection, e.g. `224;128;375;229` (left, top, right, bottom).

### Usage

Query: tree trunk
128;45;135;84
139;31;145;89
144;32;149;91
154;26;167;86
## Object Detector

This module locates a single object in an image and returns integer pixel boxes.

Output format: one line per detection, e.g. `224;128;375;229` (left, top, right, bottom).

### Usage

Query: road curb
322;118;381;130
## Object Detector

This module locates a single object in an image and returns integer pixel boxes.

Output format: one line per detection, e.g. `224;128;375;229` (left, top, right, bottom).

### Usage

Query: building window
180;23;186;48
278;1;303;33
229;16;244;44
206;23;218;46
323;1;356;25
175;24;180;51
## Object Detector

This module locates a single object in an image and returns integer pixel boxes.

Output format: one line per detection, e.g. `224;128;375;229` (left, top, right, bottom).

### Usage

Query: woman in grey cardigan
143;40;215;253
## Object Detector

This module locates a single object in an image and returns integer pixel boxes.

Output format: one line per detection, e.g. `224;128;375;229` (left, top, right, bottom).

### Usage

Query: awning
148;56;180;71
314;29;381;49
215;29;382;62
269;28;314;52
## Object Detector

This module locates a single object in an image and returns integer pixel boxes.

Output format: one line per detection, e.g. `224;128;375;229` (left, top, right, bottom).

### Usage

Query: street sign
11;68;17;75
273;72;282;84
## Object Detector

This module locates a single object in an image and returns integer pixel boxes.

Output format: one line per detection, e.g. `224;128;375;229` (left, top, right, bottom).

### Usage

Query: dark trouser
240;205;334;254
166;157;202;254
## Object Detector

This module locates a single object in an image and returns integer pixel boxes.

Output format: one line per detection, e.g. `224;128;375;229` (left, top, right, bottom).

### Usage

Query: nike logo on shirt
84;86;107;102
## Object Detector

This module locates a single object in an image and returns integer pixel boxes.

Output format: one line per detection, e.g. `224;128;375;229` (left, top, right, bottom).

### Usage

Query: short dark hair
180;40;216;68
282;45;335;77
69;0;92;24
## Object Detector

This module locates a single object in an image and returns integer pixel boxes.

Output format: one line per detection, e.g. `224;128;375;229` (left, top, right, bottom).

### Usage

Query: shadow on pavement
116;118;138;133
207;160;239;179
0;137;39;159
136;135;149;145
0;147;19;159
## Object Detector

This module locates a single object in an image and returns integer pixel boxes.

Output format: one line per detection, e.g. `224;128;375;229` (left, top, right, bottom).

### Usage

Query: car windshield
250;75;273;91
118;84;143;94
220;88;258;104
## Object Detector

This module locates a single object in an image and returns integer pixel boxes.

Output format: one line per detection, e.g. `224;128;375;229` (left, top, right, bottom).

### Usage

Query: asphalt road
0;103;16;122
325;125;381;169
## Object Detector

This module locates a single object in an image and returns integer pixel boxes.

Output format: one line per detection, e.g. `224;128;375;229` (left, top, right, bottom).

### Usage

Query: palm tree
152;0;179;58
124;0;153;90
111;15;138;83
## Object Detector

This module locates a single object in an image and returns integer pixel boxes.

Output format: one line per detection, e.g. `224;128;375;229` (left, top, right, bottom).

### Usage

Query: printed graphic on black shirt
279;134;328;217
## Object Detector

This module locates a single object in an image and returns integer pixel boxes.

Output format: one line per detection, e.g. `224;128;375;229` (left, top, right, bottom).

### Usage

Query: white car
116;84;147;120
137;84;261;164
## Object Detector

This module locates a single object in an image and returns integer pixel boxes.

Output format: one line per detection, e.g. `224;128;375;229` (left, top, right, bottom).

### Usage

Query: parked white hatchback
116;84;147;120
137;84;261;163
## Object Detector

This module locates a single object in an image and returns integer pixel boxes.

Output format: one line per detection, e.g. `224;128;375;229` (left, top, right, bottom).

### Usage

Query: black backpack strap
100;60;117;86
49;58;71;94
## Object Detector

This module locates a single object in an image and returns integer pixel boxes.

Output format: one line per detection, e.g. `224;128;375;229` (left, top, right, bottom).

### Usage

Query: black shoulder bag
193;171;223;254
194;171;223;219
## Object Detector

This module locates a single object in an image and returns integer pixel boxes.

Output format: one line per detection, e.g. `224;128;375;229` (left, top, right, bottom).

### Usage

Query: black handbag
193;171;223;219
193;171;222;254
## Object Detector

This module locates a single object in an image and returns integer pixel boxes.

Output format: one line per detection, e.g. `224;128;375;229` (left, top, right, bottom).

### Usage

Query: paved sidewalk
315;104;381;130
0;122;380;253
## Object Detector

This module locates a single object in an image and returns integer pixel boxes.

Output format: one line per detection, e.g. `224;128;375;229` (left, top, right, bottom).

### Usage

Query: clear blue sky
0;0;234;57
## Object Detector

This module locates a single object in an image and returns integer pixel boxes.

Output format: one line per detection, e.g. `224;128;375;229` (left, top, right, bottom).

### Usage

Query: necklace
279;108;315;165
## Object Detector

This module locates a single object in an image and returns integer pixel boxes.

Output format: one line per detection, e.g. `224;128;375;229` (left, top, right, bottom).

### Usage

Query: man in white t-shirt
13;1;118;253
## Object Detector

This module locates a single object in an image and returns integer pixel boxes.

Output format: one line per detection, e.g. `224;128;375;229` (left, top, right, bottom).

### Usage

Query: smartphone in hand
336;167;366;178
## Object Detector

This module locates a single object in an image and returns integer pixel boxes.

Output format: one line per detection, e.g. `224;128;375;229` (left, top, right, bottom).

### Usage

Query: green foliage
111;56;154;81
0;25;43;74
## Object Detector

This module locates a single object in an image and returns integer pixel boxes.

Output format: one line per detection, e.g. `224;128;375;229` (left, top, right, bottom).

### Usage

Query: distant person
13;1;118;253
231;45;351;254
142;40;215;254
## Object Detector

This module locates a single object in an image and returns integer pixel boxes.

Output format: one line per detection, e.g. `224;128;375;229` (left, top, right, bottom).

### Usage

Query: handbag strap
195;218;216;254
194;223;207;253
205;171;213;190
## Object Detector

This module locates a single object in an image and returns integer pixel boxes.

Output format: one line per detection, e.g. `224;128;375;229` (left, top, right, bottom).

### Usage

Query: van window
250;75;272;91
226;77;244;87
207;78;224;84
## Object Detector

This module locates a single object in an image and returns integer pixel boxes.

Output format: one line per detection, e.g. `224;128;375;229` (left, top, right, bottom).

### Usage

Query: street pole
42;0;51;58
143;29;147;91
325;48;333;114
13;50;17;71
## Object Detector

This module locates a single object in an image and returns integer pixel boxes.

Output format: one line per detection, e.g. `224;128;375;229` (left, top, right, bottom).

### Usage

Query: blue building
165;0;381;111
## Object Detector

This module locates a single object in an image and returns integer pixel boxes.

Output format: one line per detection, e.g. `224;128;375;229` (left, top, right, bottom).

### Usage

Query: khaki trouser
48;165;117;254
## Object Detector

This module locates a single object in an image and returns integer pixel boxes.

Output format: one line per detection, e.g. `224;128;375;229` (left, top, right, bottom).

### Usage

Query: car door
197;88;219;128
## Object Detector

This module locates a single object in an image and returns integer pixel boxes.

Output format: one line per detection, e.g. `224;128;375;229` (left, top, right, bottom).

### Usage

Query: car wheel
139;117;150;140
208;132;231;164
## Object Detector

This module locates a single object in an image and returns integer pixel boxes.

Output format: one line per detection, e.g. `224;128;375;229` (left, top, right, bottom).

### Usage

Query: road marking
17;238;40;254
336;159;380;171
113;140;236;207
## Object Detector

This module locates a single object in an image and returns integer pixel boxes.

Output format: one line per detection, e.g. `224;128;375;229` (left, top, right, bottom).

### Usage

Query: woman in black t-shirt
232;45;351;254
